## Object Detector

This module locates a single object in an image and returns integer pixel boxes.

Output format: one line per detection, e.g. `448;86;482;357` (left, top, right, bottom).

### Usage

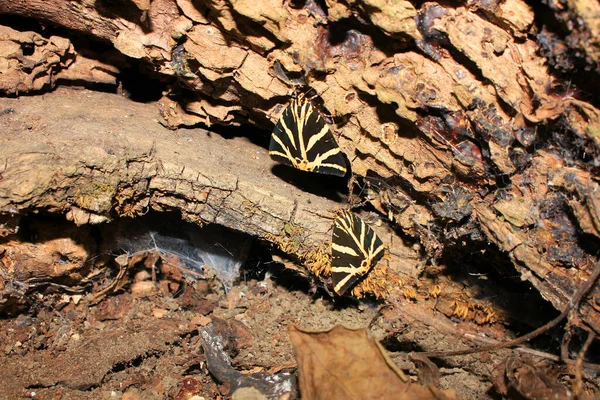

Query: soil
0;243;488;399
0;262;365;399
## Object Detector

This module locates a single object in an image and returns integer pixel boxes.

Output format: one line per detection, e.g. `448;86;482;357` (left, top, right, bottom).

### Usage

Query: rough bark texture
0;89;418;296
0;0;599;335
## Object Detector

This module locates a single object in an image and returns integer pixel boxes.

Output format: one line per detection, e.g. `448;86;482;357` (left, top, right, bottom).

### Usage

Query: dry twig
411;259;600;372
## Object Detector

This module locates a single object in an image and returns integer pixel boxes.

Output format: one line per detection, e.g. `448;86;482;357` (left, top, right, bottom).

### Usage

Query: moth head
360;258;370;269
294;158;311;171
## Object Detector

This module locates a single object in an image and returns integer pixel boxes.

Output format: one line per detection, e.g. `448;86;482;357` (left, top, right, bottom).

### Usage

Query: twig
573;330;595;397
560;326;573;366
411;260;600;371
91;263;128;304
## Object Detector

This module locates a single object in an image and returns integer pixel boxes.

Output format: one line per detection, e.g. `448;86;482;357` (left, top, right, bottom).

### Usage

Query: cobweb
115;225;252;291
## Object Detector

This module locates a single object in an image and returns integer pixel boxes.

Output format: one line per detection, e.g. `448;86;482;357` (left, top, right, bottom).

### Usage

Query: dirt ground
0;214;588;400
0;223;483;399
0;249;373;399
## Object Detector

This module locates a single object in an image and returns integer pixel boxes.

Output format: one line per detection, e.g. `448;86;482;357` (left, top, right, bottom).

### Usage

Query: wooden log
0;88;420;298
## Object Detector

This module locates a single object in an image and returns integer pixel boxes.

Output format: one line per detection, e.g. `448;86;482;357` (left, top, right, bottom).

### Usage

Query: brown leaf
494;356;573;399
289;325;460;400
212;317;254;354
411;353;441;388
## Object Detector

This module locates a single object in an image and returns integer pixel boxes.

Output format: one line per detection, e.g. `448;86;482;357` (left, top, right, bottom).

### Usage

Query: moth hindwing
331;210;386;295
269;97;347;176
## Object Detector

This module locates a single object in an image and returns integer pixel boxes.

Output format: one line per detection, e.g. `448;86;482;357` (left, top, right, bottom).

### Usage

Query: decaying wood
0;25;119;94
0;0;599;335
0;88;418;287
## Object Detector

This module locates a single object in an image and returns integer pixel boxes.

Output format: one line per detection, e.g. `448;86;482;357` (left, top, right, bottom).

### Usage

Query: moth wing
269;98;347;176
331;211;385;295
269;101;302;167
301;105;347;177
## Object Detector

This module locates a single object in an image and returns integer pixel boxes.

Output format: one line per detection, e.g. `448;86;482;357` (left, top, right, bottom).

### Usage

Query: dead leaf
201;324;297;398
493;356;574;399
411;353;441;388
288;325;460;400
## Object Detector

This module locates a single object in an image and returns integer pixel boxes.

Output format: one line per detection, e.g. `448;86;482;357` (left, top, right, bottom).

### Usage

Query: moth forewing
367;227;385;258
269;134;295;162
280;112;298;151
331;211;386;295
268;97;347;177
305;124;330;156
359;217;367;247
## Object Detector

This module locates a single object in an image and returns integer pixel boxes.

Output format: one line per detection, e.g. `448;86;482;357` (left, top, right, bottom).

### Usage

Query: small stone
133;270;152;282
152;309;168;318
232;387;268;400
131;281;155;294
159;280;171;294
115;254;129;267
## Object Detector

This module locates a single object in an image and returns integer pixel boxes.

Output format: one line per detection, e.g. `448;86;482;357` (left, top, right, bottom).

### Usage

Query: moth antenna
348;174;372;209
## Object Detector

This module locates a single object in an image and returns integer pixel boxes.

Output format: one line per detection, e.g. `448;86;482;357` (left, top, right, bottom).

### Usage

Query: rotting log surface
0;88;337;236
0;88;419;278
0;0;599;334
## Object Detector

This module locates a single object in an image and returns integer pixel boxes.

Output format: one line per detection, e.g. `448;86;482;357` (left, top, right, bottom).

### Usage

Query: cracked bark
0;89;419;277
0;0;599;333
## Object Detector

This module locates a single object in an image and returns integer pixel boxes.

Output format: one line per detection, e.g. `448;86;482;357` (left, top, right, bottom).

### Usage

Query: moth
331;210;386;295
269;96;347;176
